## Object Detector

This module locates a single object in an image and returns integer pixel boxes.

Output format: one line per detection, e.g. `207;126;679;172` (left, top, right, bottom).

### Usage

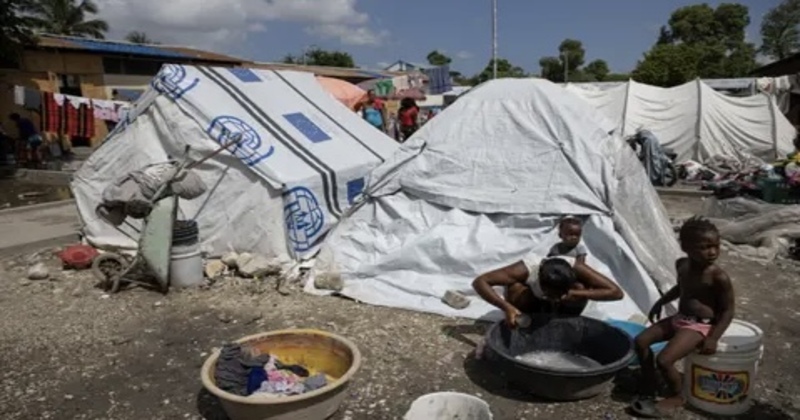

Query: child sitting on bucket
548;216;588;266
631;216;735;418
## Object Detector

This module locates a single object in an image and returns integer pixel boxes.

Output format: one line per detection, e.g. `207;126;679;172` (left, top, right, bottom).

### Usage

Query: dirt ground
1;195;799;420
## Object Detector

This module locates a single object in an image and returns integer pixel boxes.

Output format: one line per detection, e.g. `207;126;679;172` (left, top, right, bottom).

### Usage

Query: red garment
39;92;95;138
399;106;419;127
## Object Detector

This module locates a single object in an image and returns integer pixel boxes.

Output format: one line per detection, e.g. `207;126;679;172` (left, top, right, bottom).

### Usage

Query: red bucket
58;244;99;269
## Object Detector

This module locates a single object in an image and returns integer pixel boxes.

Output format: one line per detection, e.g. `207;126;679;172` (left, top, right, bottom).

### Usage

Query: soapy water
514;350;602;371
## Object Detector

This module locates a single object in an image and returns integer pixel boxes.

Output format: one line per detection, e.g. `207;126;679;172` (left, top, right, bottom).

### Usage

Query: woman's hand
504;306;522;328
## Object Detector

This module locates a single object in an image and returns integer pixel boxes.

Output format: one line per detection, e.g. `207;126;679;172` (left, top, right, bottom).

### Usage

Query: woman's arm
570;263;624;301
472;261;529;312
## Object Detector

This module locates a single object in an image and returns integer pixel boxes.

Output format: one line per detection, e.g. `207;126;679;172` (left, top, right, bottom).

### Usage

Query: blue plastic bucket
606;320;667;367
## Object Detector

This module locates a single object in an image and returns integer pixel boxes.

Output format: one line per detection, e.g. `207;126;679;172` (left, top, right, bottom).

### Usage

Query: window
58;74;82;96
102;57;166;76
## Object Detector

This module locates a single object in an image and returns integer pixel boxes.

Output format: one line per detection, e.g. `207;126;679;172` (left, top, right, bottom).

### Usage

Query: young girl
631;217;735;418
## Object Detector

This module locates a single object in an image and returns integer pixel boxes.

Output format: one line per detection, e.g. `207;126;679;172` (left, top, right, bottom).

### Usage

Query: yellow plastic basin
201;329;362;420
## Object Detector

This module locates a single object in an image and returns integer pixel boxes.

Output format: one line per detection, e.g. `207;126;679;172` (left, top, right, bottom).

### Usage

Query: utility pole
492;0;498;79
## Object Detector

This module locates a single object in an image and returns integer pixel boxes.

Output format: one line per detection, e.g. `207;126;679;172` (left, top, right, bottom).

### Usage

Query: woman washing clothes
472;252;624;326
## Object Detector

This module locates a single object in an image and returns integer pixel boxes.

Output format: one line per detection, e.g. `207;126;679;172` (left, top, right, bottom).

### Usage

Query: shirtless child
631;217;735;418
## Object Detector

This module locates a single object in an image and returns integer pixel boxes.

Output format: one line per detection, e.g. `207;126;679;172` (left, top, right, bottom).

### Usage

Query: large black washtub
484;315;635;401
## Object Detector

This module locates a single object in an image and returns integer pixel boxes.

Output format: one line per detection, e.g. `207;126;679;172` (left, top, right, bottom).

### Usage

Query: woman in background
397;98;419;142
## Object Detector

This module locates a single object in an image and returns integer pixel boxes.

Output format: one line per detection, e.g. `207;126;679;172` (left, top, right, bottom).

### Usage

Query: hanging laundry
39;92;96;138
40;92;62;133
392;76;410;92
424;65;452;95
92;99;118;121
13;86;24;106
374;79;394;97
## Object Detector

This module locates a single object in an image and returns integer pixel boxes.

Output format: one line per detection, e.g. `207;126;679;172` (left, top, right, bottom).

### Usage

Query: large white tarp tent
308;78;681;322
72;65;398;260
565;79;796;163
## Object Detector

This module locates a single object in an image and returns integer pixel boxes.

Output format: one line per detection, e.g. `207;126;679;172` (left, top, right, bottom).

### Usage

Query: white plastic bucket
683;319;763;416
404;392;493;420
169;242;203;288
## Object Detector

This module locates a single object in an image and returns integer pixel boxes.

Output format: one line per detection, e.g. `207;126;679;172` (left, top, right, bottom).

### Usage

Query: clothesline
13;85;133;138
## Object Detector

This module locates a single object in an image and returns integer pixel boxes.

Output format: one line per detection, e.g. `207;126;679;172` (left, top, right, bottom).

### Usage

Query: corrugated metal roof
34;35;246;63
68;38;190;59
246;62;400;80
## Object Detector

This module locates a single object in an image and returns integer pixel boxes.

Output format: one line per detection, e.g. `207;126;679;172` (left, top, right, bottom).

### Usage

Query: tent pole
492;0;498;79
694;78;703;160
620;79;631;136
767;91;779;159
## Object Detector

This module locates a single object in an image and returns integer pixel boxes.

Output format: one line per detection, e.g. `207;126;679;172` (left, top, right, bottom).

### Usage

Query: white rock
314;271;343;291
204;259;226;278
441;290;470;310
235;253;253;270
238;255;281;278
221;252;239;268
27;263;49;280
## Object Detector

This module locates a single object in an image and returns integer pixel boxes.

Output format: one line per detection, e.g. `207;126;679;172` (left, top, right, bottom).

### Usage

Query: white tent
72;65;398;260
565;79;796;162
308;78;681;322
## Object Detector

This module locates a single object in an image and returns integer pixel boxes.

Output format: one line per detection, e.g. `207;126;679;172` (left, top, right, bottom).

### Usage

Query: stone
221;252;239;268
204;259;226;279
238;255;281;278
314;271;343;292
27;263;49;280
441;290;470;310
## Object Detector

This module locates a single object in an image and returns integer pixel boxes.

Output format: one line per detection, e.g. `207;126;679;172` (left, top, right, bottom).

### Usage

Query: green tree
760;0;800;60
584;59;610;81
24;0;108;39
282;48;356;68
469;58;526;85
539;39;589;82
125;31;157;45
633;3;756;86
426;50;452;66
0;0;36;65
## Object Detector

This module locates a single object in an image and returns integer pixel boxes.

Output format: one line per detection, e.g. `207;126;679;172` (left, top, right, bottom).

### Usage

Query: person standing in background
397;98;420;142
356;90;388;133
9;113;42;168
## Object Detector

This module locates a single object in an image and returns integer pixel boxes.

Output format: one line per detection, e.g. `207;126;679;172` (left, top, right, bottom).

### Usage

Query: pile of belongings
98;162;206;224
214;343;330;398
677;154;798;200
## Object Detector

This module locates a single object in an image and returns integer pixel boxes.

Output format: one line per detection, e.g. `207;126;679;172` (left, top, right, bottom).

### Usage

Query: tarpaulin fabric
315;76;366;110
71;65;398;260
308;78;680;322
565;79;796;163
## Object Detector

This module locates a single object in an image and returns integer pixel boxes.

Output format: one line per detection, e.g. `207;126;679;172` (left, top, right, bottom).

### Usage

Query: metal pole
492;0;498;79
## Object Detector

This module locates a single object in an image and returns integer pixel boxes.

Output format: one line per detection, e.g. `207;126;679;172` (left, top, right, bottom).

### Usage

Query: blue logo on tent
283;113;331;143
227;67;262;83
206;116;274;166
346;178;365;204
284;186;325;252
151;64;199;100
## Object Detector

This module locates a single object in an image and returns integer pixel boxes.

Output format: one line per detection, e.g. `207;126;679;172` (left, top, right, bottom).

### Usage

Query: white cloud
455;51;473;60
94;0;387;52
306;24;389;46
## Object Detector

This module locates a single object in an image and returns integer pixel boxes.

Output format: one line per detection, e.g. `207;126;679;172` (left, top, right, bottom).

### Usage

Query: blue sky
234;0;776;75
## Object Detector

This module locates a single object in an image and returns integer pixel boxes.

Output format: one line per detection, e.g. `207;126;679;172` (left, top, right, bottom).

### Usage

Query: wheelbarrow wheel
91;253;128;293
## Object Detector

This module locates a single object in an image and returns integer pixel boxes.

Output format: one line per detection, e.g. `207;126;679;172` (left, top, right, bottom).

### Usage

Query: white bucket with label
683;319;763;416
404;392;493;420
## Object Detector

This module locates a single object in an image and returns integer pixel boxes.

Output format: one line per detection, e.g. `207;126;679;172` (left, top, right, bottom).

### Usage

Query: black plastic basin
484;315;635;401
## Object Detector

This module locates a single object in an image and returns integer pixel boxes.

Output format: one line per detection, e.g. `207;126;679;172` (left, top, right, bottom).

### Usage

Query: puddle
0;179;73;209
